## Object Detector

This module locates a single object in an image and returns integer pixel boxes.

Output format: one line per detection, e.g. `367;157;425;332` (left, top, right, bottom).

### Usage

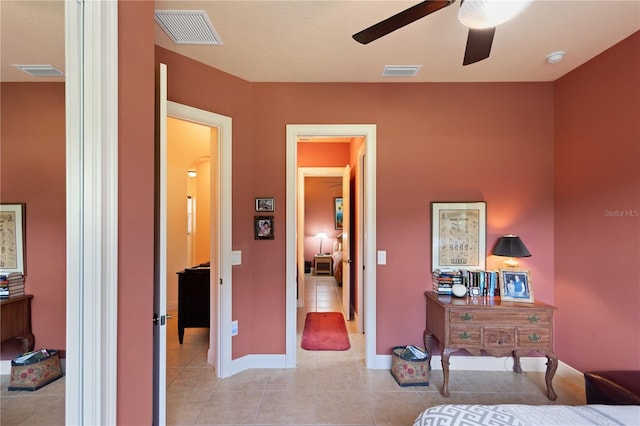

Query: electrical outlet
231;320;238;336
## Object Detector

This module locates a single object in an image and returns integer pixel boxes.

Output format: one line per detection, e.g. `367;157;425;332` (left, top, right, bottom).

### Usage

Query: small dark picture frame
255;197;274;212
499;268;534;303
254;216;274;240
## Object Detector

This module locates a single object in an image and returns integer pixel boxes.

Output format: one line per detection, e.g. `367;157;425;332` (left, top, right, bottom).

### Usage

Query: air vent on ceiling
382;65;422;77
155;10;222;45
13;64;64;77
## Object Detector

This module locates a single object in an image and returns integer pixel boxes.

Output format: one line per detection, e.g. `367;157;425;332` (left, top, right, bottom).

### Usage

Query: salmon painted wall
299;142;350;262
0;82;66;358
157;45;555;358
304;177;343;262
554;31;640;372
118;1;155;423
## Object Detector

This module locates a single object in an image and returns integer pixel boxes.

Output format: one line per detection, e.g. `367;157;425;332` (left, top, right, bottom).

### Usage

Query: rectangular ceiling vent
13;64;64;77
155;10;223;45
382;65;422;77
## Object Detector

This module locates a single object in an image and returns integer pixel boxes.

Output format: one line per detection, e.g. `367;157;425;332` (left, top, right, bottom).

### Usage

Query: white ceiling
2;1;639;83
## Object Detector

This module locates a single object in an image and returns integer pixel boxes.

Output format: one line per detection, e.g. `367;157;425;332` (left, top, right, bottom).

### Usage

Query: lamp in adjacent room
493;234;531;267
315;231;327;254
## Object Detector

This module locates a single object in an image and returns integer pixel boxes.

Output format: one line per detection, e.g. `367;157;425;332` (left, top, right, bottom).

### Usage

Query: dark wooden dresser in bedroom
176;266;210;343
424;291;558;400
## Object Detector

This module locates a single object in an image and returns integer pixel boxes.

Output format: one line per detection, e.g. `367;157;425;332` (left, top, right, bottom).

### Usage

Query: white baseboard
227;354;287;376
374;354;559;372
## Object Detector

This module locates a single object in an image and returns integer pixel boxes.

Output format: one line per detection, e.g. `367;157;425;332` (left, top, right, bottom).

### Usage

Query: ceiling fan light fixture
458;0;533;29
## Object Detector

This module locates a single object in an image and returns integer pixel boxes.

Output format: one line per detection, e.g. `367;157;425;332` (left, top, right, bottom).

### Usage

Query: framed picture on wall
255;216;274;240
335;197;343;230
0;203;26;274
255;197;274;212
431;201;486;271
499;268;534;303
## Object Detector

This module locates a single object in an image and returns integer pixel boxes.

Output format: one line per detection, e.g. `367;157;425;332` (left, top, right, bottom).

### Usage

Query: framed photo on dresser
499;268;534;303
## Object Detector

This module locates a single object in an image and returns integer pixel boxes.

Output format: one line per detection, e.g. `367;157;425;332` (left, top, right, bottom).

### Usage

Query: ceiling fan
352;0;532;66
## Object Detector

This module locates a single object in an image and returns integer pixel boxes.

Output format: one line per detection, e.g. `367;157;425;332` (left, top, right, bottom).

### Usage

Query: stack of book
432;269;463;294
460;270;499;296
432;269;500;296
0;272;25;298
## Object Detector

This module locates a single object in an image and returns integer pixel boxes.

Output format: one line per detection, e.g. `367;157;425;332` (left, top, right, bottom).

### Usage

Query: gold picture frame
431;201;486;271
0;203;26;274
499;268;534;303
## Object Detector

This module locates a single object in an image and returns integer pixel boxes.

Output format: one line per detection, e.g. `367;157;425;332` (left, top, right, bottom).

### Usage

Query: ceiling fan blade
463;27;495;66
353;0;454;44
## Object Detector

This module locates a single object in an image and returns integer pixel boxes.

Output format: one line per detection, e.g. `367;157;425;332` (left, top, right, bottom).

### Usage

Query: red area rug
301;312;351;351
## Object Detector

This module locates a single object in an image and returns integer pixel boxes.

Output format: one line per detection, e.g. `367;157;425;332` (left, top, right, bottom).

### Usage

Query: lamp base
502;258;519;267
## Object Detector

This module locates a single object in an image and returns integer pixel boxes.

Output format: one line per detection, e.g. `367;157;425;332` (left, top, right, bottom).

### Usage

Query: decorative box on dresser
423;291;558;400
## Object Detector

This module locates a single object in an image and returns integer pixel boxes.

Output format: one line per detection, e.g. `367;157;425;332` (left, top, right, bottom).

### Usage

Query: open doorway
285;124;377;369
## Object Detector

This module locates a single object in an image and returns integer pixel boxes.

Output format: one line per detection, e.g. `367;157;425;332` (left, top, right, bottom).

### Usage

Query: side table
314;254;333;275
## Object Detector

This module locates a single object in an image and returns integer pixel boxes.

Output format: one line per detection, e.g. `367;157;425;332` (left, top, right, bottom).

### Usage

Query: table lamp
493;234;531;267
315;232;327;254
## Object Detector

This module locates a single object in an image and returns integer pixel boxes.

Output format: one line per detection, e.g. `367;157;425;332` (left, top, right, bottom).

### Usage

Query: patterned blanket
413;404;640;426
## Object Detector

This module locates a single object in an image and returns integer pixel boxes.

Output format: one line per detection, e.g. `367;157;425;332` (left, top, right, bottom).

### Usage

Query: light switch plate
231;250;242;265
377;250;387;265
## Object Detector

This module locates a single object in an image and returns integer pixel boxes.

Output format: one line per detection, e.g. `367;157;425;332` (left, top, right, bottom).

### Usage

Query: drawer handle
528;334;541;343
528;314;541;323
459;331;472;340
461;313;473;321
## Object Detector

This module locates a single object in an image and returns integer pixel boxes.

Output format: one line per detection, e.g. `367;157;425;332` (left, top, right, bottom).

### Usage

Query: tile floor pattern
0;274;586;425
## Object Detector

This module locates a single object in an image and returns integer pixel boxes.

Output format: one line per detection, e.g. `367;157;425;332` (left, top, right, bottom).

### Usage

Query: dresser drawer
484;327;516;348
449;309;552;325
449;325;481;345
517;328;552;348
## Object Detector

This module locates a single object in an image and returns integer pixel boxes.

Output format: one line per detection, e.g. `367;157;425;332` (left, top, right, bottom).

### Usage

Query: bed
331;235;343;285
413;404;640;426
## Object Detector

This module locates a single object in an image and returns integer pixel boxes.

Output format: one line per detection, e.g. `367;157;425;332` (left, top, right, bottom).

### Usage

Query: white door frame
65;1;118;424
285;124;377;368
166;102;233;378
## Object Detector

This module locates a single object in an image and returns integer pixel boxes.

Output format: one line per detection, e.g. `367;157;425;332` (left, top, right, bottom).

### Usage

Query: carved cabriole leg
545;353;558;400
17;333;35;353
441;347;454;397
512;350;523;373
423;330;433;371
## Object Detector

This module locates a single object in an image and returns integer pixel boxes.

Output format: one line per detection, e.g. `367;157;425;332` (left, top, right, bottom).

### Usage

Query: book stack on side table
0;272;25;298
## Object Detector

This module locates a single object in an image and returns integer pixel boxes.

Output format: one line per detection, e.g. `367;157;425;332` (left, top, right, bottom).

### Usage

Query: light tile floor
0;274;586;425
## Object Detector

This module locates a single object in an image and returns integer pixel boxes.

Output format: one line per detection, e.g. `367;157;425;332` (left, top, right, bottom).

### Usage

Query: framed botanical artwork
255;197;274;212
334;197;343;230
499;268;534;303
431;201;486;271
254;216;274;240
0;203;26;274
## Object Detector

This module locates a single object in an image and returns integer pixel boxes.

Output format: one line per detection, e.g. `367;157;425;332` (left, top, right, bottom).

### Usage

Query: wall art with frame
255;215;274;240
431;201;486;271
255;197;274;212
334;197;343;230
0;203;26;274
499;268;534;303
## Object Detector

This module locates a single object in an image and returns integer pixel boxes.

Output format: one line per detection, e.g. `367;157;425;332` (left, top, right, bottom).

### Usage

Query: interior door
153;62;168;425
342;165;351;318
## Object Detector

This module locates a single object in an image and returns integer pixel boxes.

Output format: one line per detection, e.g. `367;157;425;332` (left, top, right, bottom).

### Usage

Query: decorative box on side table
314;254;333;275
423;291;558;400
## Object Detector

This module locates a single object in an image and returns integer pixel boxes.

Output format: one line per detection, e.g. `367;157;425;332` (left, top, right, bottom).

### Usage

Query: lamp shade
493;235;531;258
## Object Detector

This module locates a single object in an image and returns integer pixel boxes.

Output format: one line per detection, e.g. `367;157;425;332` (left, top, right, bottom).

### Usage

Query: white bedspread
413;404;640;426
